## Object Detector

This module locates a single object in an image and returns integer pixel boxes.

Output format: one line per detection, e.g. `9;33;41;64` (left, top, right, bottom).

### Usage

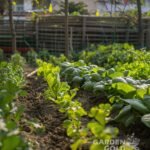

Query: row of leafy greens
37;59;137;150
0;53;29;149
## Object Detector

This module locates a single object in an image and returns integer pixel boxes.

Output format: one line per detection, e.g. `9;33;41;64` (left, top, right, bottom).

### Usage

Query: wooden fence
0;16;150;53
0;19;35;52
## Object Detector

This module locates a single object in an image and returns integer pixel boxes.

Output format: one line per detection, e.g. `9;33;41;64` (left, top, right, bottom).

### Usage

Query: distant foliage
57;1;89;15
79;43;150;68
0;0;6;15
26;50;38;65
11;52;26;67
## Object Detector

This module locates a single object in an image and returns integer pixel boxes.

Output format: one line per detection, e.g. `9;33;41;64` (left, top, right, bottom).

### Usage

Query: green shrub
26;50;38;65
38;49;50;61
11;52;26;67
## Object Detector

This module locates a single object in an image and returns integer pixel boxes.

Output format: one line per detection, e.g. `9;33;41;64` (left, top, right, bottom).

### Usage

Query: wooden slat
0;16;149;53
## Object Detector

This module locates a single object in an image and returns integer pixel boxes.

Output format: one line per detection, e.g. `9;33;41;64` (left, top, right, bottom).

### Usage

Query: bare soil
17;66;71;150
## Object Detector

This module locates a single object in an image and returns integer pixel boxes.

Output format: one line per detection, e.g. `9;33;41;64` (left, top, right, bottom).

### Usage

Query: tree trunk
8;0;16;53
65;0;69;57
137;0;143;47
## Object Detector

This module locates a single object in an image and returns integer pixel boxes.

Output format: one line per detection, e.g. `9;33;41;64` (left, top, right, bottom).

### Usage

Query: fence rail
0;16;150;53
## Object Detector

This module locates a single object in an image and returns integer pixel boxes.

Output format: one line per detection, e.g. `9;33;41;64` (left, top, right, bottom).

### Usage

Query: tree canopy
57;1;89;15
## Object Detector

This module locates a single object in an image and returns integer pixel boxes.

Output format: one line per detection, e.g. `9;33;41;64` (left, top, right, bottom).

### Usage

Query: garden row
36;43;150;149
0;54;30;149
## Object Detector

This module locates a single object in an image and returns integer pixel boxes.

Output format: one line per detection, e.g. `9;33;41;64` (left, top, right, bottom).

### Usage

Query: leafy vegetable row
37;60;135;150
79;43;150;68
60;60;150;128
0;54;29;149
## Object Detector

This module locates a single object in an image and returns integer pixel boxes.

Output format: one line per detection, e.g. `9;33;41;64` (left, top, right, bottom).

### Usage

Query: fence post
82;17;86;49
65;0;69;57
126;31;129;43
146;19;150;48
35;17;39;51
70;27;73;53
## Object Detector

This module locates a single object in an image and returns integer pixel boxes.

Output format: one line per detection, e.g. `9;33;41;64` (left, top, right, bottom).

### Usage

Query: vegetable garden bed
1;43;150;150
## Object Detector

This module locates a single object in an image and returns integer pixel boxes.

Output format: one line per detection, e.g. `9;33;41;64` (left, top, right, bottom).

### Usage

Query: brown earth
17;66;71;150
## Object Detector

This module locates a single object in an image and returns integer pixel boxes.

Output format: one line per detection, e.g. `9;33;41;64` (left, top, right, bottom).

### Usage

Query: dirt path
17;66;70;150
